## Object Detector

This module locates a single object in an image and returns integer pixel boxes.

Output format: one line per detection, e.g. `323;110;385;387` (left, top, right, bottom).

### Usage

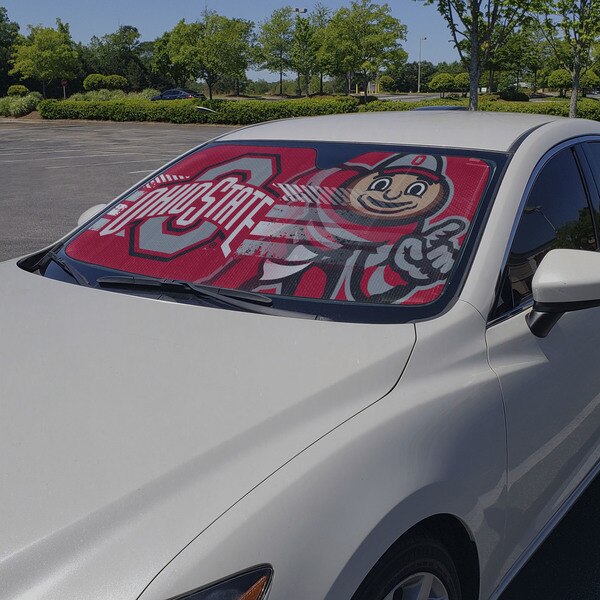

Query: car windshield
57;141;504;321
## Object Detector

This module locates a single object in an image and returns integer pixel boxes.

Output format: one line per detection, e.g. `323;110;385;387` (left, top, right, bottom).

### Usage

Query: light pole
417;36;427;94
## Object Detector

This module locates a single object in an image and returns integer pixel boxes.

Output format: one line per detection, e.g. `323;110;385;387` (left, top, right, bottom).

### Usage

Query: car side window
582;142;600;229
491;146;597;320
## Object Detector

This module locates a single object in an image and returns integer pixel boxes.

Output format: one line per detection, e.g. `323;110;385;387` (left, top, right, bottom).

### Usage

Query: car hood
0;261;416;600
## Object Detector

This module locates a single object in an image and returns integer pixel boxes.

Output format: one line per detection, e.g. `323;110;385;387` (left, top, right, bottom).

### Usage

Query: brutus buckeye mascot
246;152;469;304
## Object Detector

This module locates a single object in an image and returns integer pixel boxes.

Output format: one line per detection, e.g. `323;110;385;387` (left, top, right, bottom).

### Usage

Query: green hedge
38;96;359;125
478;98;600;120
359;99;466;112
36;95;600;125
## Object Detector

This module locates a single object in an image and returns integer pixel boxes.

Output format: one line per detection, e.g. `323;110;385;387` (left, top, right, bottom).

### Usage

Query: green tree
87;25;149;90
256;7;294;96
166;13;254;100
151;30;191;87
536;0;600;117
434;60;464;75
580;69;599;94
0;7;20;95
311;3;332;94
423;0;531;110
428;72;455;97
378;73;395;92
547;67;571;95
493;29;541;90
10;19;79;97
321;0;407;100
394;60;435;92
454;72;470;93
291;14;317;96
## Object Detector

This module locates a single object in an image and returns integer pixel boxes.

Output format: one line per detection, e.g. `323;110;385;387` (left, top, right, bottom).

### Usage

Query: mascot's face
347;169;447;222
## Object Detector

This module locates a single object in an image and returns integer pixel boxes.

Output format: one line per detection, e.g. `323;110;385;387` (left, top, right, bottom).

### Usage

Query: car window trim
487;135;600;328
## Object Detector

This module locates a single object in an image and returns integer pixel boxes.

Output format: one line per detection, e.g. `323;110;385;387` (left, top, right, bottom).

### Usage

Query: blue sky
3;1;459;78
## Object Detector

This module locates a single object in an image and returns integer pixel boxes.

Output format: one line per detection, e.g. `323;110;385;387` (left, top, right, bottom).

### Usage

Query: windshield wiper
42;251;91;287
96;275;319;319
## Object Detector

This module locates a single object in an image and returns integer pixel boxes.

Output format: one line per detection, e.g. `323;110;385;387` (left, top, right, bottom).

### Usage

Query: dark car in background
151;88;206;101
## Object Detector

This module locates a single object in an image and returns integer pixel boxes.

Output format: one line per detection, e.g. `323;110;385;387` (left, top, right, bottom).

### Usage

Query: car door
485;143;600;573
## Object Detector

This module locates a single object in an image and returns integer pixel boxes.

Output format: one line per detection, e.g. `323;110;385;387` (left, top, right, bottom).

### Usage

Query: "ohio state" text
100;177;274;256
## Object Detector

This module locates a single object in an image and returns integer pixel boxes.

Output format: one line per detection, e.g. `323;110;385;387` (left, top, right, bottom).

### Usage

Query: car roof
218;111;575;152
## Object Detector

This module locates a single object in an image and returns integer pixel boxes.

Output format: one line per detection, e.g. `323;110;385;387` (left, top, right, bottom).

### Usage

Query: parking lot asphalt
0;119;236;260
1;119;599;599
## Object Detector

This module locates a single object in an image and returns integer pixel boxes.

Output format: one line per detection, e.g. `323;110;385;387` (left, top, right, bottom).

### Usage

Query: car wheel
352;535;462;600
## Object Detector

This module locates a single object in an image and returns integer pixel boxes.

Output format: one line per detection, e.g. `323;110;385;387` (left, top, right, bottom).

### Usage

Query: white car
3;111;600;600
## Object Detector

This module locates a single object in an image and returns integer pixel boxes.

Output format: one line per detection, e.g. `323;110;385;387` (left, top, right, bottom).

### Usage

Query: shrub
136;88;161;100
7;84;29;97
0;93;41;117
359;98;465;112
70;89;127;102
104;75;129;90
84;74;129;91
38;96;360;125
498;89;530;102
83;74;105;91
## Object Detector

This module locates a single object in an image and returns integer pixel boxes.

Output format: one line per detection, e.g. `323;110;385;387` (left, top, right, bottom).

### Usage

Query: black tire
351;534;462;600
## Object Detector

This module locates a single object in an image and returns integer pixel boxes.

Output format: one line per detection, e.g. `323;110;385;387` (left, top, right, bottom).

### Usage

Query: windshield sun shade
66;142;497;309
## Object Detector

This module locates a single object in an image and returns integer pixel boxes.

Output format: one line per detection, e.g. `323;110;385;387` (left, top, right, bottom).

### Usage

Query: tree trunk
42;80;47;99
363;78;369;101
570;55;581;118
346;72;351;96
319;72;323;94
468;2;480;110
279;68;283;96
208;83;213;100
236;78;240;97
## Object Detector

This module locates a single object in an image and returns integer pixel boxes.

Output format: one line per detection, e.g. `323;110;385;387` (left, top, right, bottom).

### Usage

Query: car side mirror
77;204;107;227
527;248;600;338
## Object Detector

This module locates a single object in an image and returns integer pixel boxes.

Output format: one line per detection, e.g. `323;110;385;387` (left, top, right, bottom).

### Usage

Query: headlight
175;565;273;600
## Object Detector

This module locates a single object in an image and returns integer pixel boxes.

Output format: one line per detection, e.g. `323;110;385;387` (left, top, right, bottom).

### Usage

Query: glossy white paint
531;248;600;304
486;305;600;592
0;262;414;600
219;111;560;151
2;112;600;600
140;300;506;600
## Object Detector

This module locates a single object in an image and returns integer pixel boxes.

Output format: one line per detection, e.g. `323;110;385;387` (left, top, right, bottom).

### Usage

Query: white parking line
129;169;155;174
45;158;167;169
0;152;170;164
0;146;95;156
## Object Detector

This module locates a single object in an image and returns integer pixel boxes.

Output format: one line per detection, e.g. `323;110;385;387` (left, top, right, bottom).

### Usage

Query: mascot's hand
393;218;467;282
